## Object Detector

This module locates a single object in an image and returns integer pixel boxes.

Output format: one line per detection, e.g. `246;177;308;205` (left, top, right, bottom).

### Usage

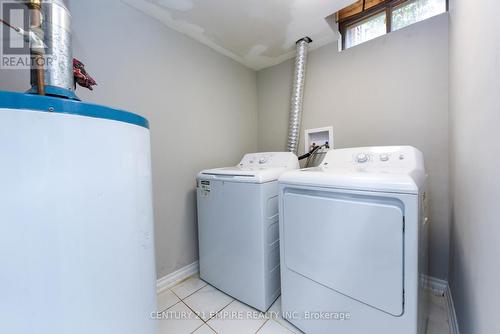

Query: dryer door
283;189;404;316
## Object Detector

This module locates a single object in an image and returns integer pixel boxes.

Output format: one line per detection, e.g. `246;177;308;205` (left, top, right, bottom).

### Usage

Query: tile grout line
190;323;204;334
158;298;218;334
205;322;218;333
254;319;270;334
181;292;234;325
206;299;236;323
180;299;205;322
179;299;217;334
164;299;183;311
274;318;298;334
171;281;208;301
157;288;182;312
157;299;219;334
190;322;214;334
201;285;236;322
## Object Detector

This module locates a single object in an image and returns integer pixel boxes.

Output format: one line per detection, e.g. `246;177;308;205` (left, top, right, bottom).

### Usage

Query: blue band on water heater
0;90;150;129
28;85;81;101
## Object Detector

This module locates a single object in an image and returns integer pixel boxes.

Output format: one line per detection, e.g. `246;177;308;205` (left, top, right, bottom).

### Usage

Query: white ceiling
122;0;356;70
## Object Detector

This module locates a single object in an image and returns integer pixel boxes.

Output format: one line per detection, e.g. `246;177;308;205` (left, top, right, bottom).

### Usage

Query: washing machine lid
199;166;289;183
279;146;426;194
198;152;299;184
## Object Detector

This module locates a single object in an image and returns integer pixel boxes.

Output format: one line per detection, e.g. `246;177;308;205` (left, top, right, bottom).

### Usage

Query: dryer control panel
352;151;409;164
239;152;300;169
322;146;424;173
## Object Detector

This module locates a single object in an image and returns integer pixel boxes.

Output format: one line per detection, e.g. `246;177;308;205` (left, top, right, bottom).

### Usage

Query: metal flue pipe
287;37;312;155
29;0;75;98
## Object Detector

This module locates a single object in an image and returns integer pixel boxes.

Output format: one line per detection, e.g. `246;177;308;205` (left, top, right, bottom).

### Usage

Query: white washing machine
197;152;299;312
278;146;429;334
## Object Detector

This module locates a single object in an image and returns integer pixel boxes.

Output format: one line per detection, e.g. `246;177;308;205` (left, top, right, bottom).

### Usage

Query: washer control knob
259;156;268;164
356;153;369;163
380;153;389;162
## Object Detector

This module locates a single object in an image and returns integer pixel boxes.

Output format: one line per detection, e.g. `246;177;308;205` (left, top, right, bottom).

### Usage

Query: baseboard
423;275;448;296
156;261;199;293
445;286;460;334
422;275;460;334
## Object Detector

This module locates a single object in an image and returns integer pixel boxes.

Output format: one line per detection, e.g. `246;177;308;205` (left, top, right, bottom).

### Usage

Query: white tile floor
156;275;451;334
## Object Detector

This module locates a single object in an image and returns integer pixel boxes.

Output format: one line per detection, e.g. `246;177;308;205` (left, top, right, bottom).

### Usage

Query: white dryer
278;146;429;334
197;152;299;312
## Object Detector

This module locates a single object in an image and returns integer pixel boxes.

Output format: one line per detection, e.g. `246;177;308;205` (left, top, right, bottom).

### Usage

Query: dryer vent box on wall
305;126;334;153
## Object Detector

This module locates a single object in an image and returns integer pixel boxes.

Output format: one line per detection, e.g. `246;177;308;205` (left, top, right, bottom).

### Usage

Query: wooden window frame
339;0;449;50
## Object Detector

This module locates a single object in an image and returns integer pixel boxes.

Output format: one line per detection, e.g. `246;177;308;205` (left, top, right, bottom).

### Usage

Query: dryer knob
356;153;369;163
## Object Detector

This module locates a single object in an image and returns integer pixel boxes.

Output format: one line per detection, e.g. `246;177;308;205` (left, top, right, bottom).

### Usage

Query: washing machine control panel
239;152;299;169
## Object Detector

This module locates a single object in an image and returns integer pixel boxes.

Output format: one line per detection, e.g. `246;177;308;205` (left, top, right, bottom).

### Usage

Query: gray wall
449;0;500;333
0;0;258;279
257;14;450;279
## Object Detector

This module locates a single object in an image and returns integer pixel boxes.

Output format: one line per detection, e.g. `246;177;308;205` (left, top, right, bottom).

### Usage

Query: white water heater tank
0;91;157;334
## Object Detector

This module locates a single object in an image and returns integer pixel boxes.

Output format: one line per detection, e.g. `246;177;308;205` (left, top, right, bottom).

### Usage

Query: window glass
345;11;387;49
392;0;446;31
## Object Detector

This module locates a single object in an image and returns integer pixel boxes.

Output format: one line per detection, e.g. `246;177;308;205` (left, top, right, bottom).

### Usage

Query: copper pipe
34;56;45;95
27;0;43;21
28;0;45;95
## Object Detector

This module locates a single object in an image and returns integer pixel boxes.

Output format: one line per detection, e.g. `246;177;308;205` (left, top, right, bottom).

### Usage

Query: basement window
338;0;447;50
345;11;387;49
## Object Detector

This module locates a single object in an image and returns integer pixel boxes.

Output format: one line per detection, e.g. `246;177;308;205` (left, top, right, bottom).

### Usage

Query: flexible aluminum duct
30;0;75;97
287;37;312;155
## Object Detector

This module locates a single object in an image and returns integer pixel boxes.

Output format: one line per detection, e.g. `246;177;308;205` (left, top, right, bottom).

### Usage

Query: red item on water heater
73;58;97;91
